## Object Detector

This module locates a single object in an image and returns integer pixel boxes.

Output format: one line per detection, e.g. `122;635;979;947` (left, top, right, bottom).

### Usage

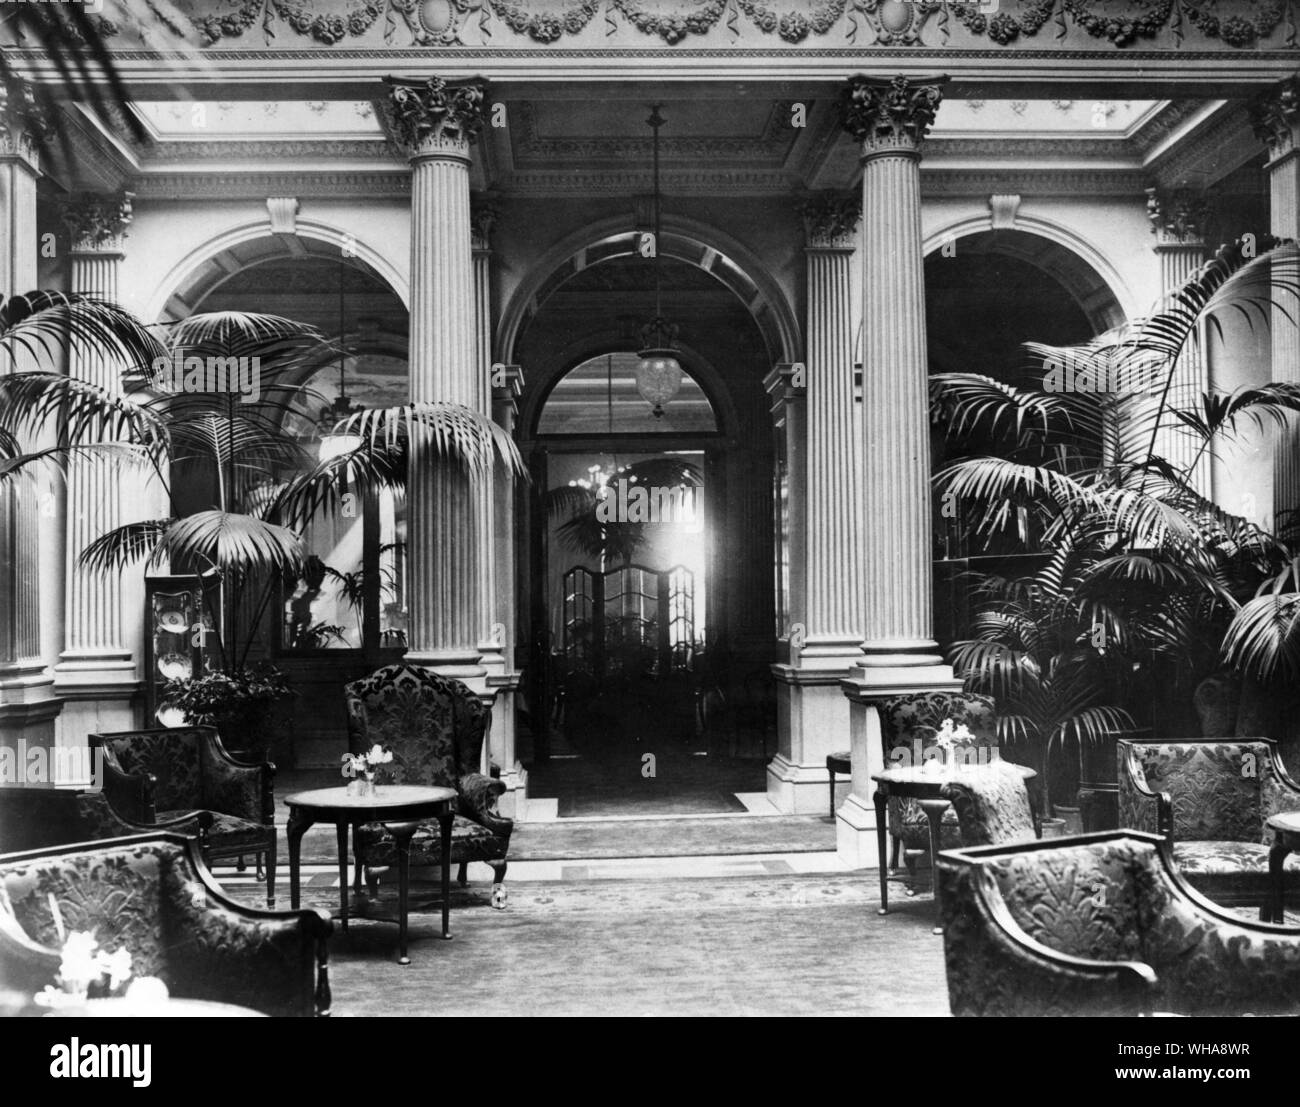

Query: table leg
919;798;950;936
1264;837;1289;924
286;809;313;911
874;789;889;917
439;812;453;940
336;821;350;932
387;820;420;965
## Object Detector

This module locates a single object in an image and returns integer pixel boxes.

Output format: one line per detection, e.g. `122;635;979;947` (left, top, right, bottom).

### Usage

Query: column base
404;649;488;694
835;792;881;870
52;670;141;772
768;661;858;814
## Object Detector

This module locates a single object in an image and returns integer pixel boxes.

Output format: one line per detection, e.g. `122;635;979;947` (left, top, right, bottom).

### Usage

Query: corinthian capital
1145;187;1211;248
0;79;50;167
470;192;498;251
841;75;946;158
800;193;861;250
1250;76;1300;158
381;77;486;159
63;192;134;252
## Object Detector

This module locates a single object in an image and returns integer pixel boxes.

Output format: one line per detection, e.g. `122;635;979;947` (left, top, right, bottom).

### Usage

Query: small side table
872;762;1036;934
285;784;457;965
1262;811;1300;924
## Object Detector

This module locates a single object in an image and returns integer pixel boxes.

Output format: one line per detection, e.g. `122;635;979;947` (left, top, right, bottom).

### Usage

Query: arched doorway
514;247;778;817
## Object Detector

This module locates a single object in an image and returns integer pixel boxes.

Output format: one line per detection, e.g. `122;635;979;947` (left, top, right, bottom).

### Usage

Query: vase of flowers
342;744;393;796
34;930;134;1009
927;717;980;773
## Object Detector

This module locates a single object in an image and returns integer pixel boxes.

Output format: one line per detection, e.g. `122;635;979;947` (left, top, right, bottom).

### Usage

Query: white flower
57;932;100;990
97;946;134;992
366;744;393;766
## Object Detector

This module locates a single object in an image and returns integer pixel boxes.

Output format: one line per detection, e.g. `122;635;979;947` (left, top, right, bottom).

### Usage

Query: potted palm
932;237;1300;815
0;298;523;756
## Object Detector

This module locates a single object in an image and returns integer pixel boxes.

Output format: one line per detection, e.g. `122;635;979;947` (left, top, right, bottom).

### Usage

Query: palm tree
931;237;1300;808
0;302;524;671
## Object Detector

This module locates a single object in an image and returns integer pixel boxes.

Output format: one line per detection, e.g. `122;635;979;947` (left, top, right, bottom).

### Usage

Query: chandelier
635;105;683;419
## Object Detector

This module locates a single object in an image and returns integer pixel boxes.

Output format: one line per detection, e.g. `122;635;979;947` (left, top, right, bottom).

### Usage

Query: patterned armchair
882;691;999;871
345;664;512;908
938;830;1300;1016
90;727;277;907
0;833;331;1016
1118;737;1300;908
941;761;1038;848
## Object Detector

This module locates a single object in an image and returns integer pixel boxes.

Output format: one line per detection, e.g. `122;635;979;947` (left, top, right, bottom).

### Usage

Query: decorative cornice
174;0;1299;52
147;138;399;162
920;167;1145;197
1250;75;1300;158
1145;186;1211;246
379;77;486;159
841;74;946;158
0;79;49;167
132;171;411;200
62;192;134;253
800;192;860;249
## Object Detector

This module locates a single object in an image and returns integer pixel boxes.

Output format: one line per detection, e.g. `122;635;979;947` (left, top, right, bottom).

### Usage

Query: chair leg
890;836;901;872
264;839;277;909
236;854;247;873
489;859;508;909
255;851;266;884
353;858;363;894
457;861;469;887
364;865;381;898
828;770;836;821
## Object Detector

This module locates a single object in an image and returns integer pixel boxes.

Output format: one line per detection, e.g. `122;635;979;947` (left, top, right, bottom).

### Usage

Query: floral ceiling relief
185;0;1299;48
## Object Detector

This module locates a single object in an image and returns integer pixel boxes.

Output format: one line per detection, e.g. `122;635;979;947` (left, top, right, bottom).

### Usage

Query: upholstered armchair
940;761;1038;847
345;664;512;908
938;830;1300;1016
90;727;277;906
1118;737;1300;908
882;691;999;872
0;833;331;1016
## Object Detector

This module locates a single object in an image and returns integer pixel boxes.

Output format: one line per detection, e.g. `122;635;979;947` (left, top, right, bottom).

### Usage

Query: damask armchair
0;833;331;1016
938;830;1300;1017
1118;737;1300;909
90;727;277;906
345;664;512;908
882;691;999;873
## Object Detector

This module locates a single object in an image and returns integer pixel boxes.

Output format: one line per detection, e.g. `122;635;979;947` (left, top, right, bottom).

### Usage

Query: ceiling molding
132;171;412;200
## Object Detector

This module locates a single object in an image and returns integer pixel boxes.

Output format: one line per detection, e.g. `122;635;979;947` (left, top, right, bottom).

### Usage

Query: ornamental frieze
174;0;1299;48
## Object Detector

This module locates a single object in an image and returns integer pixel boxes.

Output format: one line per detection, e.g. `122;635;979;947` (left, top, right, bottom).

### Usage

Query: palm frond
78;519;174;574
0;292;164;374
147;510;304;578
339;402;525;479
1221;593;1300;683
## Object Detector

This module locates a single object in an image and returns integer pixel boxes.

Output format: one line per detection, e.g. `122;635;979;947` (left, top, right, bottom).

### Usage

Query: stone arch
923;218;1132;332
143;219;409;323
520;334;739;444
497;214;801;370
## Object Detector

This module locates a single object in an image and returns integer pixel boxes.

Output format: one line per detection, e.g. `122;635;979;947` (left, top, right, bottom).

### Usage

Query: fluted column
767;196;868;814
801;194;865;662
490;364;527;816
53;195;139;743
383;77;489;681
837;75;960;866
0;80;61;755
1146;188;1210;495
1251;79;1300;525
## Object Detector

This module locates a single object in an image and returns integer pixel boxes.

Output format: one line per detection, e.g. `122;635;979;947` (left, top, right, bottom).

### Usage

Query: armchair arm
938;859;1158;1016
161;842;333;1017
458;772;513;838
75;794;214;842
198;731;275;825
99;749;157;825
1118;748;1174;840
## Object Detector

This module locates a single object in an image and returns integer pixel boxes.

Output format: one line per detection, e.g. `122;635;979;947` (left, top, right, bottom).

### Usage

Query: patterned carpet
223;869;951;1017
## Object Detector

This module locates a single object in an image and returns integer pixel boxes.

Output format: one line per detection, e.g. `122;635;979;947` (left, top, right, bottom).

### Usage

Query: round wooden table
1262;811;1300;924
871;762;1037;934
285;784;457;965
